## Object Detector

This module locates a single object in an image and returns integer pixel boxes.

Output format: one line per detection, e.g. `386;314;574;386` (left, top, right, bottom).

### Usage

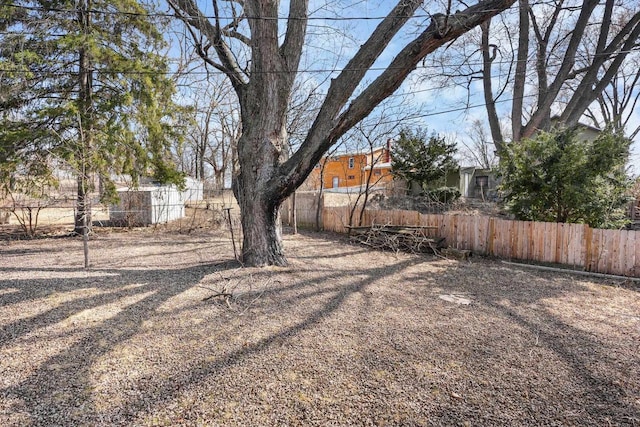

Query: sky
173;0;639;177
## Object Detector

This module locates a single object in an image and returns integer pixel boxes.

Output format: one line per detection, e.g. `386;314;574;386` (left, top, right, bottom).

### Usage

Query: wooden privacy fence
322;207;640;277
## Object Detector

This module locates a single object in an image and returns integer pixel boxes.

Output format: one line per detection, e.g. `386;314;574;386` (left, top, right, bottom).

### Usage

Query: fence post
317;192;324;231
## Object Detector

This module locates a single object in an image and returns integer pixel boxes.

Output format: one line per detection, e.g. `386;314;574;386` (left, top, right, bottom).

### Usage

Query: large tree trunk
234;180;286;266
233;111;289;266
233;77;288;266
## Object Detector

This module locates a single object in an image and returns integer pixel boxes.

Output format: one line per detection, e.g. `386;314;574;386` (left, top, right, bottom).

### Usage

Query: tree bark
511;0;529;142
75;0;93;237
234;181;286;266
480;20;504;151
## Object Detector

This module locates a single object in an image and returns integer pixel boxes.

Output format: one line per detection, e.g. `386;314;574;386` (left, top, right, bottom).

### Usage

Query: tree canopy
0;0;185;232
426;0;640;151
391;128;458;192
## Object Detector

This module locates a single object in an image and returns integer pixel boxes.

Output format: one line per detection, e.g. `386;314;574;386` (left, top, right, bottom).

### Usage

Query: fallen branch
201;291;233;302
199;285;234;309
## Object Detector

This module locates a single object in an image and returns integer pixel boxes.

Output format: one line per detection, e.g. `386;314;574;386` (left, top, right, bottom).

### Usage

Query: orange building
304;143;394;190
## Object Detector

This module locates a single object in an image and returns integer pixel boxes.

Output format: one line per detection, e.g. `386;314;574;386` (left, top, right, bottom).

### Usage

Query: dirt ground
1;226;639;426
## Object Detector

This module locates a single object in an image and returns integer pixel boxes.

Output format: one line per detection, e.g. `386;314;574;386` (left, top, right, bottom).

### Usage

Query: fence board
474;216;489;254
556;223;565;264
526;221;534;261
516;220;525;260
320;207;639;277
616;230;628;276
634;233;640;277
592;229;606;273
608;230;617;274
494;218;508;258
598;230;612;274
459;216;468;250
623;230;635;277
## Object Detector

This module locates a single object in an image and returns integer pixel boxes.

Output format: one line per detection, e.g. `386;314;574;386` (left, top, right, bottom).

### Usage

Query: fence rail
321;206;639;277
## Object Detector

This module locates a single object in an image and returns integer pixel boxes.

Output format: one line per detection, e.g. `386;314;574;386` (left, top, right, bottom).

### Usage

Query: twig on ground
199;285;234;309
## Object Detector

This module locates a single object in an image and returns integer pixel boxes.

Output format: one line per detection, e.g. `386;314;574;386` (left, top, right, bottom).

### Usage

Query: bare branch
168;0;248;90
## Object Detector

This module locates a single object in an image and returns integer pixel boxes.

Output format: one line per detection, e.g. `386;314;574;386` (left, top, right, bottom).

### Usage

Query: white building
109;178;203;226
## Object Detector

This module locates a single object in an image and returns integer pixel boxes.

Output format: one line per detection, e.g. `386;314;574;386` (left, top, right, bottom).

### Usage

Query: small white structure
181;177;204;203
459;167;499;200
109;177;204;226
110;185;185;226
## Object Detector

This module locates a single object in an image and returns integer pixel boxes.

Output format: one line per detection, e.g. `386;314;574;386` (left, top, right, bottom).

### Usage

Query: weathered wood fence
321;206;639;277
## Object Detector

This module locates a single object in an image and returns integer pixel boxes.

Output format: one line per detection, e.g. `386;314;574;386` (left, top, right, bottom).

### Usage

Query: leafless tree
344;99;423;227
586;62;640;141
168;0;516;266
459;119;498;169
506;0;640;146
428;0;640;151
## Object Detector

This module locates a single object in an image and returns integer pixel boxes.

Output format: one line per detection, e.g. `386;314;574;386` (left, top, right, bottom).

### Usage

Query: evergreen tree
0;1;184;234
499;127;632;228
391;128;458;192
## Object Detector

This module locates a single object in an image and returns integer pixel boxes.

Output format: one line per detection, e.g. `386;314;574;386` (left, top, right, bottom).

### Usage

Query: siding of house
305;147;393;190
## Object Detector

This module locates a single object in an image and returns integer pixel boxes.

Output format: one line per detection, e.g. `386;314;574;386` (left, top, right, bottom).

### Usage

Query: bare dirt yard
1;226;639;426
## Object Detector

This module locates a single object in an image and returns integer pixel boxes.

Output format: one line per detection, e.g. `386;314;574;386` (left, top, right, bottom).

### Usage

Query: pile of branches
348;225;445;254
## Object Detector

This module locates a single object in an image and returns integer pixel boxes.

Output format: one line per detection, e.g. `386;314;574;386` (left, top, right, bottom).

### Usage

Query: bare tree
343;99;422;227
168;0;516;266
503;0;640;145
1;157;58;237
586;62;640;141
460;119;498;169
285;76;327;232
428;0;640;151
175;73;241;189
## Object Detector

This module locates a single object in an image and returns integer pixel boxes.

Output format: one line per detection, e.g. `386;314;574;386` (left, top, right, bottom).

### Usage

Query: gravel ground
1;227;639;426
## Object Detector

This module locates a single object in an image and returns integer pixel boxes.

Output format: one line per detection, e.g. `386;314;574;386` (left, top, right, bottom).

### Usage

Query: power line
4;2;518;21
1;45;638;77
367;92;540;127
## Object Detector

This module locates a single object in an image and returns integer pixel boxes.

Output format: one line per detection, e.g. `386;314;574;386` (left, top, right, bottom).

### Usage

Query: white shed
110;185;185;226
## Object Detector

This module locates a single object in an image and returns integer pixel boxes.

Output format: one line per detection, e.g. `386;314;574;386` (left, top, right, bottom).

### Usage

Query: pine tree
0;0;184;234
391;128;458;192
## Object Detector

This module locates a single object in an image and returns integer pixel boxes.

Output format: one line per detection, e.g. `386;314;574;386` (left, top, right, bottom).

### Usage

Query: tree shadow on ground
1;244;423;425
1;262;233;424
1;236;638;425
402;261;640;425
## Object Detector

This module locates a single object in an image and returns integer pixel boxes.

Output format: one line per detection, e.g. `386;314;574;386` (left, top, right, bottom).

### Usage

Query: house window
374;170;382;176
348;175;355;180
348;157;355;169
476;176;489;187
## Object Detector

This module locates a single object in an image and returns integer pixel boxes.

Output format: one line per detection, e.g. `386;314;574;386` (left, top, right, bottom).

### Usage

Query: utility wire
0;46;638;77
4;2;518;21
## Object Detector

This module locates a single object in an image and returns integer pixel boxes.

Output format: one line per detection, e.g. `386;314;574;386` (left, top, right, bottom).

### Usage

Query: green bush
498;127;632;229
